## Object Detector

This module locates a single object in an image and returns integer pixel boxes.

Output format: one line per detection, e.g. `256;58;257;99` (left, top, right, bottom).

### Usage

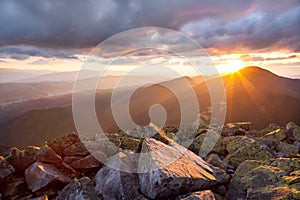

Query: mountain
19;70;99;82
0;66;299;146
0;75;171;105
0;68;54;83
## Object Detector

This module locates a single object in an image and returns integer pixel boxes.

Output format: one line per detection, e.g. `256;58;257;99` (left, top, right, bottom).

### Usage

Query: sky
0;0;299;77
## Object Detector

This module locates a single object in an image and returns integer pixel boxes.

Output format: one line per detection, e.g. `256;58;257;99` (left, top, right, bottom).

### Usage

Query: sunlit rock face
25;162;72;192
138;138;229;199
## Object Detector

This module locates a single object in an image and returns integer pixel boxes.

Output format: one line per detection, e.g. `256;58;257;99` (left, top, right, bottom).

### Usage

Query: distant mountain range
0;68;54;83
0;66;299;146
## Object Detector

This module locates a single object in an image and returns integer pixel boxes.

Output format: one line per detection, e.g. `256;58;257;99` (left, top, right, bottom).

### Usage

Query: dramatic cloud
182;4;300;52
0;45;80;60
0;0;299;59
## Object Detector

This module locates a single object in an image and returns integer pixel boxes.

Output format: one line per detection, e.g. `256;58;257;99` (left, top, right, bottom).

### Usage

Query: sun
223;60;245;73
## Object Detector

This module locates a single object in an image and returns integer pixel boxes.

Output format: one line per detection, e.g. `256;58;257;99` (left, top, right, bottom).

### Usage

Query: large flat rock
139;138;228;199
25;162;72;192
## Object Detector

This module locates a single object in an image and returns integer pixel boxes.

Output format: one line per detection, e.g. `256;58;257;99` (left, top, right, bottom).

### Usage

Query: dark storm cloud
0;45;79;60
0;0;256;49
182;1;300;52
0;0;299;59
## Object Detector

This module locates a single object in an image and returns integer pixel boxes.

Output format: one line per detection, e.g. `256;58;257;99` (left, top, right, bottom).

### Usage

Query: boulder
64;154;103;169
189;132;225;157
226;158;300;200
63;142;90;157
0;158;15;182
0;174;27;198
257;123;281;137
95;152;146;200
206;154;230;171
286;122;300;142
6;146;39;172
36;145;62;164
222;122;252;137
57;177;100;200
138;138;229;199
223;136;274;167
46;132;80;155
260;128;286;142
25;162;72;192
258;138;298;158
180;190;216;200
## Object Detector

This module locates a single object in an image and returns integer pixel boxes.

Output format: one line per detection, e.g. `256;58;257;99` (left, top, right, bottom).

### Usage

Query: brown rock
0;174;27;198
64;154;103;169
63;142;90;157
25;162;72;192
46;132;80;155
6;146;39;172
36;145;62;164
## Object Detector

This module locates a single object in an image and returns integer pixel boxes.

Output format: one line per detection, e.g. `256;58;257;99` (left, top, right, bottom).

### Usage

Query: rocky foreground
0;122;300;200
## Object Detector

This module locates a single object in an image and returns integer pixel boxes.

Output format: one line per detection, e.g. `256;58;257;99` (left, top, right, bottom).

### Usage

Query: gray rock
286;122;300;142
95;152;146;200
259;138;298;158
25;162;72;192
206;153;229;171
138;138;229;199
0;158;15;182
58;177;100;200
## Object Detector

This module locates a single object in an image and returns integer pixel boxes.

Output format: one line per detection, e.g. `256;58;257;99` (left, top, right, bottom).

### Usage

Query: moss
223;136;274;167
257;123;281;137
234;160;262;178
189;132;226;157
120;137;140;152
284;170;300;185
264;158;300;173
258;186;300;200
261;129;286;142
